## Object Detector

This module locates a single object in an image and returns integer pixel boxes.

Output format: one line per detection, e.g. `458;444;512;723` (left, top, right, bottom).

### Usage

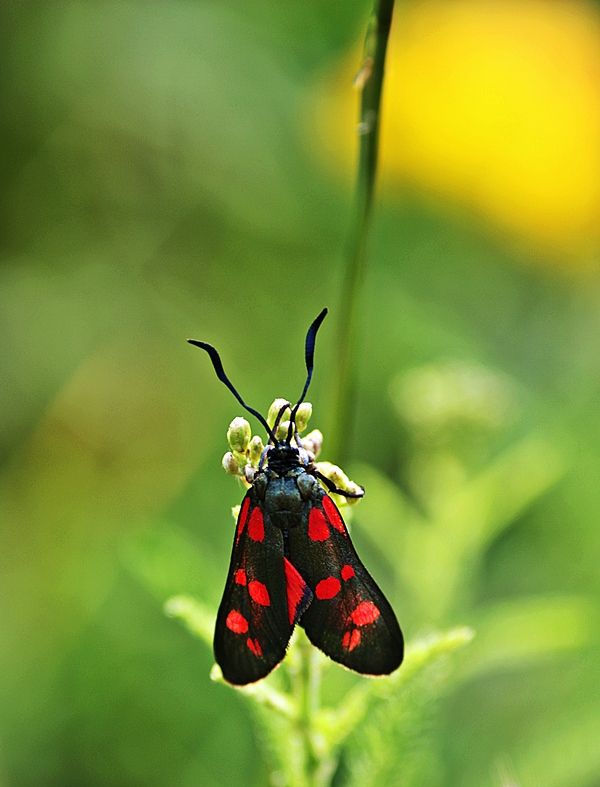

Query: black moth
189;308;403;685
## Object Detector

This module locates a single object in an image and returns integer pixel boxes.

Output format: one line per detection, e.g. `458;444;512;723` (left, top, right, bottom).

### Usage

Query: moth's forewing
214;489;292;685
288;492;404;676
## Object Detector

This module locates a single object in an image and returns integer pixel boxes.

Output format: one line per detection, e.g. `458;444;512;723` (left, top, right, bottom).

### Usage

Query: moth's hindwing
289;490;404;675
214;489;295;685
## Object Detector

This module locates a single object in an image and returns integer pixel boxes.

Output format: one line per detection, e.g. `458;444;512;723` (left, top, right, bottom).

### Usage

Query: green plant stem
329;0;396;465
290;632;330;787
298;635;319;785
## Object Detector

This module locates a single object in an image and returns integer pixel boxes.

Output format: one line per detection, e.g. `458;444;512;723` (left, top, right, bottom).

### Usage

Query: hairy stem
329;0;396;465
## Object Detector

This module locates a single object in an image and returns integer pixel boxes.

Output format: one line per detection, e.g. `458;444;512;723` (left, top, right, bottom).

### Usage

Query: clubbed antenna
188;339;276;442
287;308;328;443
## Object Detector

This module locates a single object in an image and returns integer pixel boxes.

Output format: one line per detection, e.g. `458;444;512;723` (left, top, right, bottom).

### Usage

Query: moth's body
213;442;404;685
189;308;404;686
254;447;320;530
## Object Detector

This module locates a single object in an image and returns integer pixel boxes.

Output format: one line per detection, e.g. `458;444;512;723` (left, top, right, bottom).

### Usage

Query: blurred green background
2;1;600;785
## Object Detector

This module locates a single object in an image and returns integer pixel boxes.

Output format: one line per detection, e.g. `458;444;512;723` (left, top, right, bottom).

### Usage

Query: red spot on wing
235;497;251;545
351;601;380;626
226;610;248;634
284;557;311;625
322;496;346;534
341;564;355;581
235;569;247;585
308;508;330;541
248;507;265;542
248;580;270;606
342;629;361;651
246;637;262;656
315;576;341;600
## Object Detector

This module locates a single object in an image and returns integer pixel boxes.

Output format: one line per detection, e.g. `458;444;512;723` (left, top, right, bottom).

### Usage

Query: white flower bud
249;435;264;465
301;429;323;458
222;451;240;476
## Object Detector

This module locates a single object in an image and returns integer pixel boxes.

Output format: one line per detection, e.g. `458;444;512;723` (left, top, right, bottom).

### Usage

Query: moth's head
269;443;300;461
264;442;301;473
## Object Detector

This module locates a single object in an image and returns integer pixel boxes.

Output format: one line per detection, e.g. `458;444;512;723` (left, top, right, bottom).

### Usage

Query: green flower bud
210;663;223;682
222;451;240;476
227;417;251;453
294;402;312;433
249;435;264;465
276;420;292;441
267;398;291;429
301;429;323;458
344;481;363;506
318;462;348;489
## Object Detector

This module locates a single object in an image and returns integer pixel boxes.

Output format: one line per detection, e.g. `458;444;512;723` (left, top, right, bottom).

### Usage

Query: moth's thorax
253;464;321;530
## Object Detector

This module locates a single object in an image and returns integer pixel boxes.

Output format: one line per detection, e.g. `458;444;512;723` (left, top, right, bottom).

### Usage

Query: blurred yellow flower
312;0;600;266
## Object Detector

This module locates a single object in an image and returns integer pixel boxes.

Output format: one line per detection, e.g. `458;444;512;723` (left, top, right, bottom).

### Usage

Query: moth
189;308;403;685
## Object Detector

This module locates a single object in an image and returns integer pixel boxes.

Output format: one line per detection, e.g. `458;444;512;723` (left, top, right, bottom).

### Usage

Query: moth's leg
313;470;365;499
258;446;272;471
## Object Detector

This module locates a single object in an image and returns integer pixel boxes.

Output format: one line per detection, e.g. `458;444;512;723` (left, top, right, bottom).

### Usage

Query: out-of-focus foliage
2;1;600;786
313;0;600;265
136;361;593;785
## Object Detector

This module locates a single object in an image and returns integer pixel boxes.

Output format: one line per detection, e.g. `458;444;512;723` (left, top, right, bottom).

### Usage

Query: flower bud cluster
222;399;317;488
223;415;264;489
221;400;363;513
